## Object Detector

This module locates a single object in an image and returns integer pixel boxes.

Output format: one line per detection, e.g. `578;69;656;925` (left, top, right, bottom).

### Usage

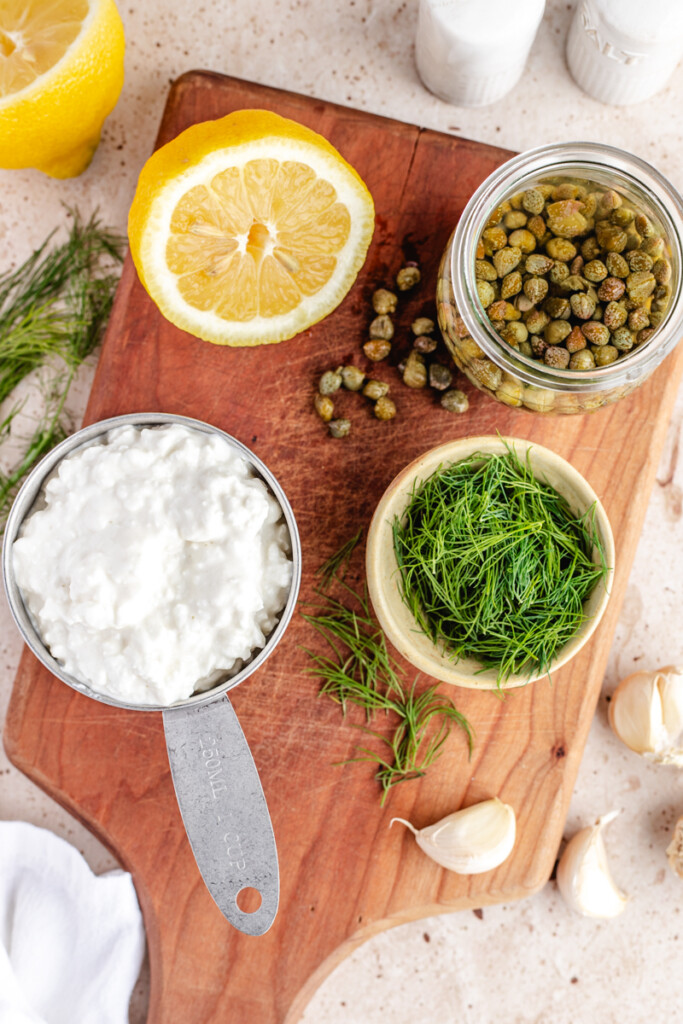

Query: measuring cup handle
162;694;279;936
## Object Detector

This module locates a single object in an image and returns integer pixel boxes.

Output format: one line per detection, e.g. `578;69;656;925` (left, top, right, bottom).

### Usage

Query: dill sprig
392;446;609;687
303;532;473;804
0;209;124;533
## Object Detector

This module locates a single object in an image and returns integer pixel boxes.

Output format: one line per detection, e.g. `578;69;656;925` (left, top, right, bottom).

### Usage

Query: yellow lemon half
128;109;376;346
0;0;125;178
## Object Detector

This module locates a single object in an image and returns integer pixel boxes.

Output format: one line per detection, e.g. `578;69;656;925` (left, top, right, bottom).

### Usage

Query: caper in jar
473;173;673;372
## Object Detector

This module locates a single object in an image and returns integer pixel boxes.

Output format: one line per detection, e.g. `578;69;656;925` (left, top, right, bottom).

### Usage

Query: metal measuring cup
2;413;302;937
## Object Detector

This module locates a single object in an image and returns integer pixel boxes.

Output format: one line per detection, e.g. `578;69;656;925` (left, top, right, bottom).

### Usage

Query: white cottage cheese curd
13;424;293;705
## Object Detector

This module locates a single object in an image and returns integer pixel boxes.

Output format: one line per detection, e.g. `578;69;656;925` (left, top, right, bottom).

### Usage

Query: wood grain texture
5;72;683;1024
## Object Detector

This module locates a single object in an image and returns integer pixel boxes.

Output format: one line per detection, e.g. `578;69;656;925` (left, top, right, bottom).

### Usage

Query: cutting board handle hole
236;886;263;914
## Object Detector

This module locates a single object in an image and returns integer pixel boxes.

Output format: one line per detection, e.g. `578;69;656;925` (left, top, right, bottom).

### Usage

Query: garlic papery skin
391;797;516;874
666;816;683;880
556;811;627;919
608;665;683;766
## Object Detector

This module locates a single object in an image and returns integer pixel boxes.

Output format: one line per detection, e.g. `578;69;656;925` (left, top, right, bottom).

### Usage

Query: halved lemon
0;0;125;178
128;109;376;346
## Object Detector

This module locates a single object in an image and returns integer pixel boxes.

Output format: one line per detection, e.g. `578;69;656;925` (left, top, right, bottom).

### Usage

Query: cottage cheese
13;424;293;706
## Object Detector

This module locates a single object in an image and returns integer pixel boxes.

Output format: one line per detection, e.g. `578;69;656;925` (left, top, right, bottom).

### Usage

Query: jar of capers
437;143;683;414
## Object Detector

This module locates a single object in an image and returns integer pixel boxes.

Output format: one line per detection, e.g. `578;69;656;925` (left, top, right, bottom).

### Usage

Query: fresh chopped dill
392;445;609;687
0;209;124;533
303;535;473;804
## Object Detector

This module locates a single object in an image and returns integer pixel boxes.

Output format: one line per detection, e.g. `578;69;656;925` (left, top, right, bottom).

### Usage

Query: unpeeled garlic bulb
666;816;683;879
608;665;683;765
391;797;516;874
556;810;627;918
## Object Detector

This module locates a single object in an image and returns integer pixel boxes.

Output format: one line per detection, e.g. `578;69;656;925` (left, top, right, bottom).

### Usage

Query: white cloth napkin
0;821;145;1024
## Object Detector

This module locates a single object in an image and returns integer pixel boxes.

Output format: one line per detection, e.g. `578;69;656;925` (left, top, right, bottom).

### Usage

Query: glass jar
437;142;683;414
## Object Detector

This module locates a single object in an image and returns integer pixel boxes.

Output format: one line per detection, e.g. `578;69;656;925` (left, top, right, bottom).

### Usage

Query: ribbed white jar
567;0;683;105
415;0;545;108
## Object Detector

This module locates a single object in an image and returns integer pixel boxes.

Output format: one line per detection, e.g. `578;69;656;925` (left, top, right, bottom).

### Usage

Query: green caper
369;314;394;340
504;210;528;230
475;259;498;281
314;394;334;421
549;261;570;285
597;277;625;302
396;265;421;290
411;317;435;336
527;214;547;240
501;270;523;299
440;389;469;413
471;358;502;390
363;339;391;361
363;379;389;400
602;301;628;331
546;237;577;261
596;221;628;252
319;368;342;394
611;327;635;352
581;321;610;346
341;365;365;391
525;253;554;275
605;251;629;278
402;350;427;388
583;259;608;282
488;300;520;321
525;309;550;335
627;308;649;332
493;246;522;277
524;276;548;305
544;345;570;369
547;200;588;238
653;258;672;285
429;363;453;390
594;345;619;366
328;418;351;438
522;188;545;214
413;334;438;354
565;326;586;353
543;296;571;320
626;250;653;273
500;321;529;346
374;397;396;421
372;288;398;315
569;349;596;370
544;319;572;345
626;271;656;302
581;236;602;261
570;292;596;320
508;229;536;253
641;236;665;259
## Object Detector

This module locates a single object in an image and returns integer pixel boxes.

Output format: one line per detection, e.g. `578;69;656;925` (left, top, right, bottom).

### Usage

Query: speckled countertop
2;2;683;1021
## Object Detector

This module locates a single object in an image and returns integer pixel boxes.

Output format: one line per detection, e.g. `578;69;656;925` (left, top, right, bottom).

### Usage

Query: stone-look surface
1;1;682;1022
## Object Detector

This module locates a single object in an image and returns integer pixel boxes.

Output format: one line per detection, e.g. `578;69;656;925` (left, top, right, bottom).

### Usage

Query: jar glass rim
450;141;683;393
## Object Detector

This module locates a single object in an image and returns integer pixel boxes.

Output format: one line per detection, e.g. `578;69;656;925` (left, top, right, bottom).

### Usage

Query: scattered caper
522;188;545;215
583;259;608;282
546;238;577;261
545;320;572;345
402;350;427;388
440;388;469;413
594;345;619;366
501;270;522;299
611;327;635;352
544;345;570;369
411;316;435;336
396;265;421;290
414;334;438;354
341;365;365;391
363;379;389;400
429;363;453;390
363;339;391;361
369;314;394;341
374;396;396;421
328;418;351;438
314;394;334;421
319;368;342;395
372;288;398;315
597;277;625;302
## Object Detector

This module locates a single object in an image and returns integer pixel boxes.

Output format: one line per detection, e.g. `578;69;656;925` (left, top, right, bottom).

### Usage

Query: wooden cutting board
5;72;683;1023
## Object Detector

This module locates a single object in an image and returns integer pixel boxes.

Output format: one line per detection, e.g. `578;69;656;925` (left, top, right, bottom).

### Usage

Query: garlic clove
391;797;516;874
666;816;683;880
556;810;627;918
608;665;683;765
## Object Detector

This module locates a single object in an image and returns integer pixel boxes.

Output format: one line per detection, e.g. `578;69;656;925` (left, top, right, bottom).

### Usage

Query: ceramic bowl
365;436;615;690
